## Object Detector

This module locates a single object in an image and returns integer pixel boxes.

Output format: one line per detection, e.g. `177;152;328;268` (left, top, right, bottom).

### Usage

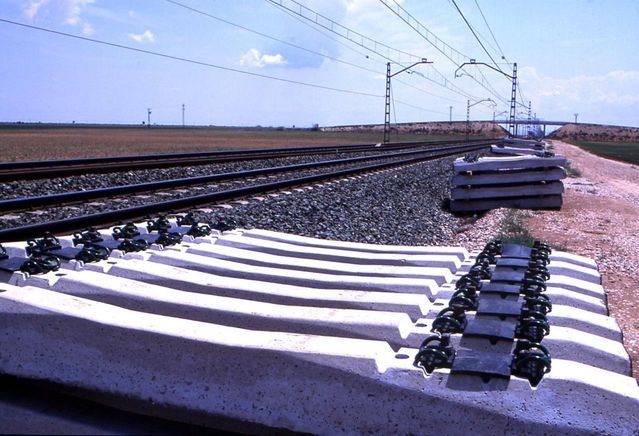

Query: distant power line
166;0;383;76
473;0;508;63
379;0;509;107
267;0;479;101
449;0;504;73
0;18;382;98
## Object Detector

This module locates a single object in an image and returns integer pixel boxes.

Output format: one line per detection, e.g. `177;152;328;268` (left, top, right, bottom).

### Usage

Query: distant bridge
481;120;572;127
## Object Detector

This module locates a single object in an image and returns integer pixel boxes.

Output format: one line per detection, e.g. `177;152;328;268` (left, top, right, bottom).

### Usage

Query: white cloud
24;0;50;20
128;10;135;17
64;0;94;24
24;0;96;33
240;48;287;68
82;22;93;35
128;30;155;43
517;66;639;123
520;66;639;106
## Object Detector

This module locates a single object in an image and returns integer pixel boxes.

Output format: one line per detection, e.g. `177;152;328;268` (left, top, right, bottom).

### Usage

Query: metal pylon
466;99;470;141
527;100;532;138
383;62;391;144
508;62;517;137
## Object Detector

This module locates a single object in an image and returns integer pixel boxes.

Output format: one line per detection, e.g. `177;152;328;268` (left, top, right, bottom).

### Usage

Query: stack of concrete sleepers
491;138;550;156
450;154;567;212
0;223;637;434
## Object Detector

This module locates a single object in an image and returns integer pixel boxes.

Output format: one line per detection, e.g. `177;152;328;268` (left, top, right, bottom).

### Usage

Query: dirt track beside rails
524;140;639;378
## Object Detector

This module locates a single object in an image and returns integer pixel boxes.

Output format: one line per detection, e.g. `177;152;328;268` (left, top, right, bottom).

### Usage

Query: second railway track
0;138;484;181
0;140;492;241
0;140;492;213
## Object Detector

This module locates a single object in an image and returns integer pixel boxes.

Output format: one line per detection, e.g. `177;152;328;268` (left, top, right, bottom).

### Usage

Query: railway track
0;137;484;181
0;140;492;213
0;140;491;241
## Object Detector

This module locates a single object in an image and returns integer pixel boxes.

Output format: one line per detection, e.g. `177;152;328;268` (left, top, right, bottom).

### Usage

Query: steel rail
0;138;487;181
0;142;489;242
0;140;494;213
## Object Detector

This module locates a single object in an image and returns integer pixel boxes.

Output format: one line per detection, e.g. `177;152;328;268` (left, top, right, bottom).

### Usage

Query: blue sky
0;0;638;127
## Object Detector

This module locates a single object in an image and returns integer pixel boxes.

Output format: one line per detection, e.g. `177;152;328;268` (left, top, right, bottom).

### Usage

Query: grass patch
564;159;582;177
572;141;639;165
495;209;567;251
496;210;535;247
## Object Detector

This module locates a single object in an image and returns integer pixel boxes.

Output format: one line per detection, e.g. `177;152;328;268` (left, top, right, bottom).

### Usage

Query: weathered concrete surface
452;167;566;186
215;234;462;270
144;249;440;295
450;195;563;212
182;242;455;284
14;270;431;349
0;230;636;434
451;181;565;200
1;285;638;435
490;145;548;156
501;138;546;149
454;155;567;172
240;228;469;259
83;258;433;319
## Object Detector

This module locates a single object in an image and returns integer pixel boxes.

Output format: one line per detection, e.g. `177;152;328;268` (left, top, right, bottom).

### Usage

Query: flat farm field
0;126;471;161
572;141;639;165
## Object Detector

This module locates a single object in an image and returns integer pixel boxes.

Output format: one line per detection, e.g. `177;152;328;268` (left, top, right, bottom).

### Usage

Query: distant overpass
480;120;572;127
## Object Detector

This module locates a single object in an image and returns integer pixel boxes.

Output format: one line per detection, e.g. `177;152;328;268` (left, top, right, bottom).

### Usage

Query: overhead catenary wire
447;0;515;108
263;0;387;66
266;0;480;101
380;0;509;107
269;2;466;104
449;0;504;72
468;0;533;109
263;0;464;107
0;18;383;98
170;0;463;105
473;0;508;62
166;0;383;77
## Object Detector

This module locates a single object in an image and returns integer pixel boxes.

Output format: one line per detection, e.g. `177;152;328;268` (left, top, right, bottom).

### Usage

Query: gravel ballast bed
0;150;416;200
0;153;468;231
193;155;471;246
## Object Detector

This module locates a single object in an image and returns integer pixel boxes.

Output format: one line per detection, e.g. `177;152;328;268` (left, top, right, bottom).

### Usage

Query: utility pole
383;58;433;144
182;104;185;127
449;106;453;122
147;108;151;128
574;113;579;124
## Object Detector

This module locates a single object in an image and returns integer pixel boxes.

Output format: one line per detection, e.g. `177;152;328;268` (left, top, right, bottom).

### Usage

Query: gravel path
522;140;639;379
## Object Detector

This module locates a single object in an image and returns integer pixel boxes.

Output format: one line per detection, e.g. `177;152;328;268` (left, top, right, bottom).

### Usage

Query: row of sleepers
0;223;637;434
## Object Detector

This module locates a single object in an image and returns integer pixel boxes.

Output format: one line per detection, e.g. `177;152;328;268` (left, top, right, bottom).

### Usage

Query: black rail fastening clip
112;223;141;240
414;333;455;374
19;254;61;275
147;216;172;233
432;306;468;334
511;340;552;387
211;218;237;232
